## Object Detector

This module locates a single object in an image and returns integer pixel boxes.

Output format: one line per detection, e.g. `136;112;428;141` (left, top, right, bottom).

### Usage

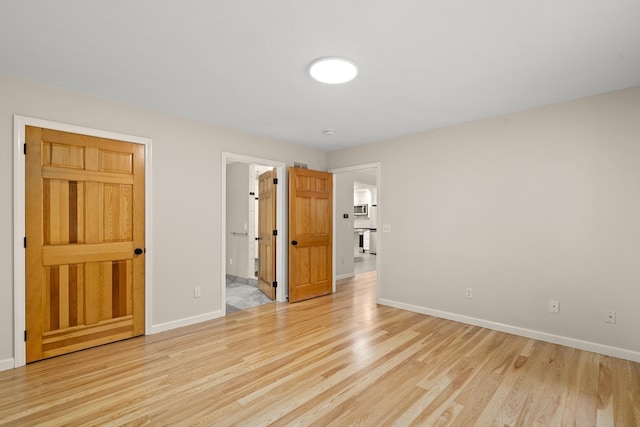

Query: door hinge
272;281;277;288
272;229;277;236
23;144;27;155
273;178;278;185
24;330;27;342
23;237;26;248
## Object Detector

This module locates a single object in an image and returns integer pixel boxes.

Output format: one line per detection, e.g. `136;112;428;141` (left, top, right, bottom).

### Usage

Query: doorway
222;153;286;314
353;179;377;275
330;163;381;299
12;116;152;368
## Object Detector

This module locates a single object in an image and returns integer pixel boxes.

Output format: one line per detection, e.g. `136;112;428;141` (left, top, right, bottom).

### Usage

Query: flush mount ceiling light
309;57;357;84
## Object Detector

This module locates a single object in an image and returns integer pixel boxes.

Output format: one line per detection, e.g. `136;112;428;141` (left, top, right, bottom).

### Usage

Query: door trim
329;162;381;302
221;153;287;311
12;115;153;368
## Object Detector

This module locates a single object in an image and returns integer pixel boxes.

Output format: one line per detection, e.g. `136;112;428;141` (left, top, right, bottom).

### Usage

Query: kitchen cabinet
363;230;370;251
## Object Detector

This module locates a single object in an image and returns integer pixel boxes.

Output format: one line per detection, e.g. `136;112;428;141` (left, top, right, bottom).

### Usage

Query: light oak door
25;126;145;363
257;169;276;300
288;167;333;303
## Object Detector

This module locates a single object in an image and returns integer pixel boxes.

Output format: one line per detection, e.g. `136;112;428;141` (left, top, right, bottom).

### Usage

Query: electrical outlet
194;287;201;298
605;310;616;324
382;224;391;233
549;300;560;313
229;258;233;265
465;288;473;299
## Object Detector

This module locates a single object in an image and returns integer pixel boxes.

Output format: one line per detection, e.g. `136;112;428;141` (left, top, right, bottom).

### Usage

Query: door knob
291;240;298;246
134;248;144;255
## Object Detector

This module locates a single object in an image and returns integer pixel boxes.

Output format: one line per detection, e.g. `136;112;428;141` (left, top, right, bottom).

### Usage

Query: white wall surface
2;74;638;366
327;87;640;360
0;74;326;367
226;162;249;278
335;173;356;278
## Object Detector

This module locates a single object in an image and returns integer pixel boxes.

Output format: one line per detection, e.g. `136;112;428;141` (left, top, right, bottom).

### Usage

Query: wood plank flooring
1;271;638;426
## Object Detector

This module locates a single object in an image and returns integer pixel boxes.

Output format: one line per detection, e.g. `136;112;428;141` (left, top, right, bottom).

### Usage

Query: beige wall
226;162;250;278
334;172;357;278
2;73;638;366
0;74;326;367
328;87;640;359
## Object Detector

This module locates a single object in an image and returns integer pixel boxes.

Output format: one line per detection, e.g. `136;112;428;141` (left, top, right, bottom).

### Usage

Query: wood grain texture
25;126;145;362
2;272;638;426
288;167;333;303
258;169;277;300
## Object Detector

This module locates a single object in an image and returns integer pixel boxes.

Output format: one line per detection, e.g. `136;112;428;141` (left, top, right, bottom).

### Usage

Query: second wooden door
288;167;333;303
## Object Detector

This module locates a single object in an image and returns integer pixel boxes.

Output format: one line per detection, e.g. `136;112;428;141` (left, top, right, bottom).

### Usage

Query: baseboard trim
378;298;640;363
0;358;15;372
148;310;223;335
336;273;356;280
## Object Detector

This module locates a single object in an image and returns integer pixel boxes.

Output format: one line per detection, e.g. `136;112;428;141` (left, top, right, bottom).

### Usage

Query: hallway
354;251;376;275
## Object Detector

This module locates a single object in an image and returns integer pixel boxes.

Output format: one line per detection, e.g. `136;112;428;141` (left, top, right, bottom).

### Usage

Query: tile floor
225;275;273;313
354;251;376;275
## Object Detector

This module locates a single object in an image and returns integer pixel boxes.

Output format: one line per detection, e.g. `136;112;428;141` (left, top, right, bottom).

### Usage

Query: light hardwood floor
1;271;638;426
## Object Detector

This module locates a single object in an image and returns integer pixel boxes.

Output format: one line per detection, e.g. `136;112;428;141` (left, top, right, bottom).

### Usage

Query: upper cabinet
354;188;371;206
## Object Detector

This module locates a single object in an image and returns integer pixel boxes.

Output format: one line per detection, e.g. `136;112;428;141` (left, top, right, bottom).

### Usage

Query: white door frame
12;115;153;368
221;153;287;310
330;162;381;302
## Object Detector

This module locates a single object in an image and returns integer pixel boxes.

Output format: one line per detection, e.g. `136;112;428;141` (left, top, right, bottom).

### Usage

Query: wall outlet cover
605;309;616;324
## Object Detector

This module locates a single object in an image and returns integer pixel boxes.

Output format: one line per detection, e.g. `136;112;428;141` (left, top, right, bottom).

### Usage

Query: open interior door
257;169;276;300
288;167;333;303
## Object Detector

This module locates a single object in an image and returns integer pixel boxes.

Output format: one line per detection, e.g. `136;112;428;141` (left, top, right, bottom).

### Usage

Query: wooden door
288;167;333;303
25;126;145;363
257;169;276;300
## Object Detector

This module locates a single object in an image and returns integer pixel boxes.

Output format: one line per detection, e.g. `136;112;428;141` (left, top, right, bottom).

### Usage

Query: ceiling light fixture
309;57;357;84
323;129;336;136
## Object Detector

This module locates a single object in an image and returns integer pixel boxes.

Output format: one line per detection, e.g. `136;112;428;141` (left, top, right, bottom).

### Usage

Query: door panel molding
288;167;333;303
13;115;152;368
257;169;277;300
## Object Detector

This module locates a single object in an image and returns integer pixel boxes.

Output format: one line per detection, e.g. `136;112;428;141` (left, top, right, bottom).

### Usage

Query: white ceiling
1;1;638;151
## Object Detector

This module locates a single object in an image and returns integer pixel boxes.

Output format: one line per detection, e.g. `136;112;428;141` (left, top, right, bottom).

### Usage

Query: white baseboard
0;358;15;372
148;310;223;335
336;273;356;280
378;298;640;363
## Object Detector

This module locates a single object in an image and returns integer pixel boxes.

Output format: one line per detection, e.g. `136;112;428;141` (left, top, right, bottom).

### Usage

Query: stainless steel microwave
354;204;368;216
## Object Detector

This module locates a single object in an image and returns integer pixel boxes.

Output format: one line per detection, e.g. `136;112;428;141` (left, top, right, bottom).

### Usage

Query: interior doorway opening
12;116;153;369
222;153;286;315
353;179;377;275
330;163;381;300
